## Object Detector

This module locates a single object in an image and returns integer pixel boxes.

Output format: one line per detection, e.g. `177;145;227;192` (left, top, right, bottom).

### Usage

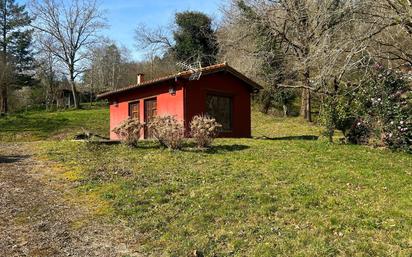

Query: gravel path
0;143;142;257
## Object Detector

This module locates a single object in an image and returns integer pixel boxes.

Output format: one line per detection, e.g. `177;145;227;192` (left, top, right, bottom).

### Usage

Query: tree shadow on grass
255;135;319;141
0;155;31;164
182;143;250;154
206;144;250;154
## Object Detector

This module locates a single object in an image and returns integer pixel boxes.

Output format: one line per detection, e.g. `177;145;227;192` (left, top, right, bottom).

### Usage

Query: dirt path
0;143;142;257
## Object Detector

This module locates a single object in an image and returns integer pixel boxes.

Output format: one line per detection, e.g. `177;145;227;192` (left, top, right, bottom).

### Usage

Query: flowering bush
356;66;411;152
320;64;411;153
112;118;144;146
383;116;412;153
190;115;222;148
148;115;185;150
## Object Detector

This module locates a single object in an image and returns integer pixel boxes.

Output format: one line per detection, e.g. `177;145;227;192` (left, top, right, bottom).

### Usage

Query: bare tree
134;24;173;57
36;50;59;110
234;0;357;122
30;0;105;109
217;1;265;82
359;0;412;68
84;41;127;99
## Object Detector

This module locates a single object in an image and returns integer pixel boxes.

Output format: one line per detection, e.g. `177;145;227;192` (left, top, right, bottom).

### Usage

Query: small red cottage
97;63;262;140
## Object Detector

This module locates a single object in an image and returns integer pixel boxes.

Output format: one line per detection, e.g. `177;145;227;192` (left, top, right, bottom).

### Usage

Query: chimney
137;73;144;84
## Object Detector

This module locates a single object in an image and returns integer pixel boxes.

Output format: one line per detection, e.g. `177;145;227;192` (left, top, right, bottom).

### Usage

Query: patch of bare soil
0;143;142;257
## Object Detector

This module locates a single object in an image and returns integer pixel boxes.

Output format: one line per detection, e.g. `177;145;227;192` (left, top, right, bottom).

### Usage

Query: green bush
357;65;411;152
346;119;371;145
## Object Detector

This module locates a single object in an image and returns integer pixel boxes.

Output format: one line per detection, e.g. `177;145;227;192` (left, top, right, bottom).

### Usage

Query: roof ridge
124;63;228;88
97;62;261;99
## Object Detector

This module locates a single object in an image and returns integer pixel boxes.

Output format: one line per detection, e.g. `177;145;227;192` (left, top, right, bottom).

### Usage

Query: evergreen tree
0;0;33;114
173;11;217;66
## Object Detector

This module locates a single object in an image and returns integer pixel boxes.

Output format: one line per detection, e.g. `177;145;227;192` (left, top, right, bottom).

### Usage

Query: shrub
190;115;222;148
383;116;412;153
355;65;411;151
112;118;144;146
346;119;371;145
148;115;185;150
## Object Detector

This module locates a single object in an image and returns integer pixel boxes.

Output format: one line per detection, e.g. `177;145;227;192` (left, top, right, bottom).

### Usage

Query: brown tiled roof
96;63;262;99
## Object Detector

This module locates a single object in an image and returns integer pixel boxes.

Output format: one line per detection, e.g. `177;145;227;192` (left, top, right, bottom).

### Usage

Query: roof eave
96;63;263;99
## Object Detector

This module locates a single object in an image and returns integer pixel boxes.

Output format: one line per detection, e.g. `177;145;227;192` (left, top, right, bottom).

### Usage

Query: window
206;94;233;131
129;101;140;119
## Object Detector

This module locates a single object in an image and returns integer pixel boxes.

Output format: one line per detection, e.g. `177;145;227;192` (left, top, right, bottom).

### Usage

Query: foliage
345;118;371;145
0;0;34;72
319;65;411;152
0;0;34;114
38;111;412;256
173;11;218;66
190;115;222;148
319;90;355;142
259;87;297;116
355;65;411;152
112;118;143;146
148;115;185;150
237;1;297;116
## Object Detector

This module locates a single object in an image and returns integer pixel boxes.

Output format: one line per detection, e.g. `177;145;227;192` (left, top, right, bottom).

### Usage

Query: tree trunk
90;73;93;108
1;4;7;115
328;127;334;143
282;104;288;117
300;89;306;117
0;85;7;115
261;100;271;114
69;68;80;109
301;68;312;122
306;89;312;122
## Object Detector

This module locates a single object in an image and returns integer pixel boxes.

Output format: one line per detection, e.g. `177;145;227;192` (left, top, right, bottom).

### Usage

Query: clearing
1;107;411;256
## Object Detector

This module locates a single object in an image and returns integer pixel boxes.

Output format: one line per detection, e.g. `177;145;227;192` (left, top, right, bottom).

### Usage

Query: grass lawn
0;106;109;141
30;108;412;256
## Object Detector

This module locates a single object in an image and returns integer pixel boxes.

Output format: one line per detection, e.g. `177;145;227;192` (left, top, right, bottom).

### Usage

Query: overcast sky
18;0;223;60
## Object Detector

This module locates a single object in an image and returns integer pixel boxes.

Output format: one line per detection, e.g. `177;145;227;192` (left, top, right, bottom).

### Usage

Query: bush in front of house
148;115;185;150
190;115;222;148
112;118;144;146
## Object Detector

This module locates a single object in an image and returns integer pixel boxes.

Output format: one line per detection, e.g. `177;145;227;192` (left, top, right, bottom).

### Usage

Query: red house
97;63;262;140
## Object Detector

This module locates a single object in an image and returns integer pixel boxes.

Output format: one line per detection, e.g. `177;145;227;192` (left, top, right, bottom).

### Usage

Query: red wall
107;72;252;140
184;73;252;138
108;82;184;140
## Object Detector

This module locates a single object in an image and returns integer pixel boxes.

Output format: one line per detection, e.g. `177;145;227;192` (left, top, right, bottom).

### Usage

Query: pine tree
0;0;33;114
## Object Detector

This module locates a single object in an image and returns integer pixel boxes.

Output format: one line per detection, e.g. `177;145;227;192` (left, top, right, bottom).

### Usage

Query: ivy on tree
173;11;218;66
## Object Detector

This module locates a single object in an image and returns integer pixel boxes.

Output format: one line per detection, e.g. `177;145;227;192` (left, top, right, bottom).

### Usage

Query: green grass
0;106;109;141
33;108;412;256
252;111;321;138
